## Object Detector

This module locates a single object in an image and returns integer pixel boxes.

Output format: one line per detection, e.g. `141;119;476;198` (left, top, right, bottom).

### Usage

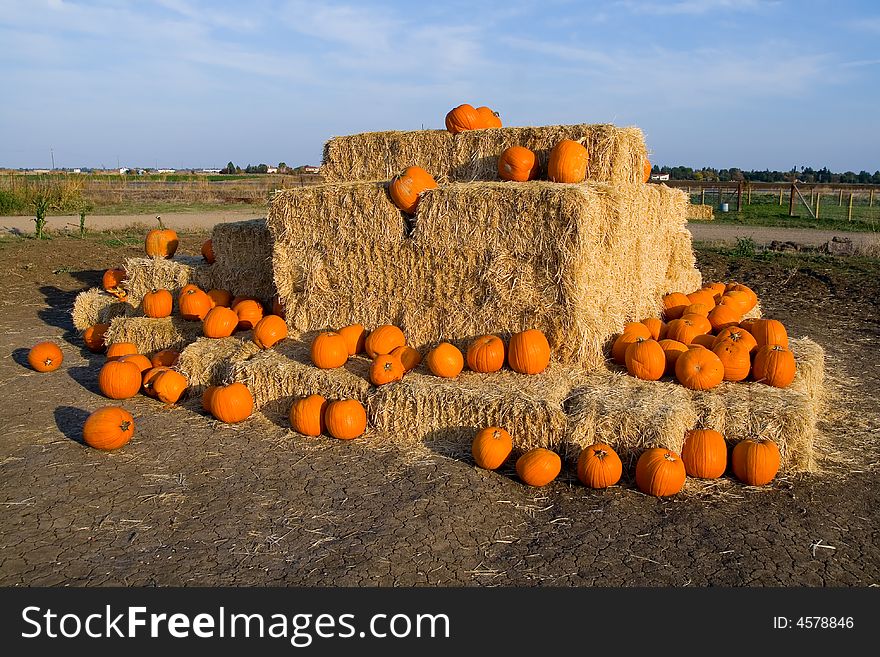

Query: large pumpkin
497;146;539;182
674;347;725;390
625;338;665;381
426;342;464;378
179;287;213;321
725;283;758;310
117;353;152;374
752;344;796;388
466;335;506;373
202;306;239;338
681;429;727;479
731;438;780;486
233;299;264;331
713;326;757;355
370;353;405;385
576;443;622;489
547;139;589;183
253;314;288;349
83;323;110;353
289;394;328;436
388;166;438;214
641;317;667;341
311;331;349;369
444;103;480;134
141;366;170;398
471;427;513;470
207;288;233;308
707;304;742;333
105;342;138;361
686;289;717;310
338;323;368;356
142;288;173;318
507;329;550;374
98;359;142;399
364;325;406;359
82;406;135;451
515;448;562;487
662;292;692;320
209;382;254;423
28;341;63;372
144;216;179;258
475;105;502;128
635;448;687;497
152;369;188;404
324;399;368;440
665;317;707;346
712;340;752;382
750;319;789;349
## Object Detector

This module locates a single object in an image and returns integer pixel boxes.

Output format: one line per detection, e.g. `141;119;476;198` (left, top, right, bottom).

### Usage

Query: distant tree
223;161;236;175
278;162;288;173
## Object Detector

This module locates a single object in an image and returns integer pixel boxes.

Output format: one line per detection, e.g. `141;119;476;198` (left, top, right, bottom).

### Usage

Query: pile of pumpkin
611;281;797;390
386;104;653;216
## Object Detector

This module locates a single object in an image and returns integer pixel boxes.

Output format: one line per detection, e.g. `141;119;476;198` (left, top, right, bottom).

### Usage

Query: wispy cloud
616;0;770;15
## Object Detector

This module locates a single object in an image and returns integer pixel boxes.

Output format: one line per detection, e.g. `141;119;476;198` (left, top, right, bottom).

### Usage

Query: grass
90;201;263;215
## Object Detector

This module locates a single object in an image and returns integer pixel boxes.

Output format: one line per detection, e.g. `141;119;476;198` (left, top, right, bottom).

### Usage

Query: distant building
267;166;278;174
157;168;176;174
649;173;670;181
119;167;130;174
73;168;82;174
302;165;320;174
200;169;222;174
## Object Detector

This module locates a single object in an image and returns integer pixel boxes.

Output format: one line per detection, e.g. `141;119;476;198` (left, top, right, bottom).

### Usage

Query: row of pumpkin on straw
611;280;796;390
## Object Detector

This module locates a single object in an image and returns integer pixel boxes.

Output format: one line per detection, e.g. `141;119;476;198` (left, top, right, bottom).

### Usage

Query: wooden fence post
839;189;843;206
810;187;815;208
737;182;743;211
700;188;705;205
815;192;821;219
747;184;751;205
848;193;854;221
871;189;875;208
778;188;783;205
789;184;796;217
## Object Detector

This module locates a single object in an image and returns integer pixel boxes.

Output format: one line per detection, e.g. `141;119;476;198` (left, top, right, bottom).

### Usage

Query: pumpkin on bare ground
577;443;622;488
98;359;142;399
472;427;513;470
324;399;367;440
635;448;687;497
142;366;170;398
681;429;727;479
83;406;135;451
152;369;188;404
209;383;254;423
290;394;329;436
28;341;63;372
516;448;562;487
731;438;780;486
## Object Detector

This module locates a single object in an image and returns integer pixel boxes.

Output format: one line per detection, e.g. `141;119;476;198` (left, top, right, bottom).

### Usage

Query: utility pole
50;148;55;170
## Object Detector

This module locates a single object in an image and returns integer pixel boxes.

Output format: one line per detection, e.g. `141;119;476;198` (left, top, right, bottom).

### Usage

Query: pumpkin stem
594;449;608;460
119;420;131;431
663;452;677;462
156;215;164;230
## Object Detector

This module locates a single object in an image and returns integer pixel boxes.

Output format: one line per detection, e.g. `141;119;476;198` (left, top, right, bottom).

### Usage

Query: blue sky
1;0;878;172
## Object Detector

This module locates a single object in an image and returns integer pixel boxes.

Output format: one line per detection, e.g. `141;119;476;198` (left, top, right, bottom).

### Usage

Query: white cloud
616;0;771;15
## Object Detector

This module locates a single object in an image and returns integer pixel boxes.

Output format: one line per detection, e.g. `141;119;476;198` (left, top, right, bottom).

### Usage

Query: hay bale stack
687;204;715;221
208;219;276;305
103;316;204;354
227;340;373;420
269;179;694;368
71;288;135;331
320;124;649;186
122;255;212;308
176;335;261;390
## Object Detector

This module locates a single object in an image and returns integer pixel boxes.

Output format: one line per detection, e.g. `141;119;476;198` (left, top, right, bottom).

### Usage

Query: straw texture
71;288;135;331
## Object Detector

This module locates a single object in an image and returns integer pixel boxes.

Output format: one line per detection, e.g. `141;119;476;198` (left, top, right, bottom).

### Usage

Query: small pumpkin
28;341;63;372
635;448;687;497
516;448;562;487
466;335;506;373
150;349;180;368
207;288;233;308
82;406;135;451
498;146;539;182
233;299;264;331
144;216;179;258
426;342;464;378
547;139;589;183
106;342;138;361
475;105;502;128
209;382;254;423
102;268;128;299
370;353;405;386
289;394;329;436
324;399;368;440
98;359;142;399
576;443;623;489
142;366;170;398
752;344;796;388
725;283;758;311
117;353;152;374
662;292;692;320
445;103;481;134
471;427;513;470
152;369;188;404
674;346;725;390
681;429;727;479
338;323;368;356
179;287;213;321
689;334;717;349
311;331;349;369
203;306;239;338
680;313;712;335
83;323;110;353
750;319;789;349
507;329;551;374
643;158;652;183
253;314;288;349
712;340;751;382
731;438;780;486
201;238;215;264
391;345;422;372
640;317;667;341
364;325;406;359
665;317;706;346
142;288;173;318
388;166;438;214
658;339;689;375
625;338;665;381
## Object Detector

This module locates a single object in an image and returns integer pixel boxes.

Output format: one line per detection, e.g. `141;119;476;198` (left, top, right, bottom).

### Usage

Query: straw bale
103;316;204;354
320;124;649;186
71;288;135;331
208;219;275;305
661;227;702;294
176;335;261;390
269;180;696;369
368;363;577;458
687;204;715;221
122;255;212;308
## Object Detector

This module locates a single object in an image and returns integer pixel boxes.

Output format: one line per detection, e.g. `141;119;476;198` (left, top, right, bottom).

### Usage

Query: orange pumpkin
466;335;506;373
144;216;179;258
324;399;368;440
471;427;513;470
102;268;128;299
117;353;152;374
201;385;218;413
364;325;406;359
625;338;665;381
731;438;780;486
681;429;727;479
388;166;438;214
704;281;727;300
150;349;180;368
370;353;405;385
635;448;687;497
475;105;502;128
659;339;689;376
611;331;644;365
725;283;759;311
707;304;742;333
98;359;142;399
515;448;562;487
391;345;422;372
207;288;233;308
640;317;667;341
253;314;288;349
209;382;254;423
750;319;789;349
679;313;712;335
712;340;751;382
686;289;716;310
689;333;717;349
201;238;215;264
752;344;796;388
203;306;239;338
142;288;173;318
719;290;752;314
643;158;652;183
674;346;725;390
507;329;550;374
141;366;170;398
82;406;135;451
662;292;692;320
445;103;481;134
338;323;368;356
576;443;623;489
311;331;349;369
233;299;264;331
28;341;63;372
713;327;757;355
682;303;710;318
426;342;464;378
106;342;138;361
290;394;329;436
547;139;589;183
152;369;188;404
179;287;213;321
498;146;539;182
83;323;110;353
665;317;706;346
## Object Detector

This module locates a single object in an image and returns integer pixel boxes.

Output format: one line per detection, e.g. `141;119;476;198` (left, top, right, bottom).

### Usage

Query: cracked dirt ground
1;233;878;586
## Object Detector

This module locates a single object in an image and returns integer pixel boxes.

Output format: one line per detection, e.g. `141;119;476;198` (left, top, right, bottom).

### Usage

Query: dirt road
687;223;878;248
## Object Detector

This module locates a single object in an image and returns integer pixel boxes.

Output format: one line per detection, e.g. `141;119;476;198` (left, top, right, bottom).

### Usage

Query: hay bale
269;180;696;369
208;219;276;305
661;227;703;295
320;124;649;187
122;255;212;308
71;288;135;331
176;335;261;390
687;204;715;221
103;316;204;354
368;363;576;458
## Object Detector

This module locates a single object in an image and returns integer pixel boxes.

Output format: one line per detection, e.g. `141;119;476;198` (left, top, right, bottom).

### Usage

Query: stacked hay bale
687;203;715;221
